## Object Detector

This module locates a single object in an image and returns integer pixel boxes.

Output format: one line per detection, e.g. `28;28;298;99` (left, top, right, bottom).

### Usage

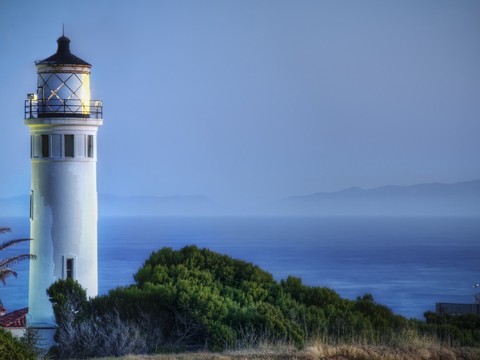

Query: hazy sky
1;0;479;206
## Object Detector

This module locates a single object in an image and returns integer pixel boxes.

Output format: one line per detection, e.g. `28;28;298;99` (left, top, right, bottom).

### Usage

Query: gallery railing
25;99;103;119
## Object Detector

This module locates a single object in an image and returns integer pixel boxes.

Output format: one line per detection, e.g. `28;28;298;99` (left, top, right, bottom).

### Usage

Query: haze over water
2;215;479;319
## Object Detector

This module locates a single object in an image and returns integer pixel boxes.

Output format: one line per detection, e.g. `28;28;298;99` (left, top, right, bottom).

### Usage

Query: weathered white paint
25;122;101;326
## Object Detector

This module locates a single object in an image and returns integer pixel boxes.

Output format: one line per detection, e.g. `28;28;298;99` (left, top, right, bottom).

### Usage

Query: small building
0;307;56;349
436;302;480;316
0;307;28;338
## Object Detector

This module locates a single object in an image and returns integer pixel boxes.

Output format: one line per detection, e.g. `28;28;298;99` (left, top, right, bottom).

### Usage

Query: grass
93;342;480;360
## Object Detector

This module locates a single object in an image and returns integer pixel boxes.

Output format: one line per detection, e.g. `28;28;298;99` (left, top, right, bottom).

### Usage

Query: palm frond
0;238;32;252
0;229;36;286
0;269;17;285
0;254;37;268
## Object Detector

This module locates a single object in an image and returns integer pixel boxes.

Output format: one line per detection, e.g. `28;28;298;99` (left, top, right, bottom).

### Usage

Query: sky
0;0;479;208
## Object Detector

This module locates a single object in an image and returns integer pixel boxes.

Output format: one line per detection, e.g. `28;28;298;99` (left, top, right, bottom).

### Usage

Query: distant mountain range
1;179;479;217
274;179;480;216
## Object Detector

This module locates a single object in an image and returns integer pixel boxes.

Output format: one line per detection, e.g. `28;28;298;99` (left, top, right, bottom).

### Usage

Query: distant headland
1;179;479;217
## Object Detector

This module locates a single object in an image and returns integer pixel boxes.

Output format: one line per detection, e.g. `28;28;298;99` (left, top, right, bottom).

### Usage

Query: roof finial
62;23;65;37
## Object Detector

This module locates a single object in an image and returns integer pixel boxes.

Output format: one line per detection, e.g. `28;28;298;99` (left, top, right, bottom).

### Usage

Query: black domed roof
36;36;91;66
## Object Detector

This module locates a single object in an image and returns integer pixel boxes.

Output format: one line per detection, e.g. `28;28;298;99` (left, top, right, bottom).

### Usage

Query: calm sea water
1;216;479;319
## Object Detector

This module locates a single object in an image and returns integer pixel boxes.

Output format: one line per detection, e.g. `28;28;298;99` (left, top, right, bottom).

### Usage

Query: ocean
1;216;479;319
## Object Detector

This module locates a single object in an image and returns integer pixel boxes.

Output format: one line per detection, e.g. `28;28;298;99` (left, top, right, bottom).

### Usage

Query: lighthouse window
65;135;74;157
66;258;74;279
88;135;94;158
30;190;34;220
41;135;49;158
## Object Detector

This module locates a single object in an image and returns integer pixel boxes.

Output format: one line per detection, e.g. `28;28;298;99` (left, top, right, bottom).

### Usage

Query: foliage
49;245;480;356
19;327;45;358
47;279;149;358
132;246;304;350
0;227;36;285
47;279;89;357
423;311;480;347
0;328;36;360
47;278;88;325
0;227;39;358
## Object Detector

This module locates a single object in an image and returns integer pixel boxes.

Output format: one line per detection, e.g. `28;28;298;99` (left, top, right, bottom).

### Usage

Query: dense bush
47;279;150;358
48;245;480;356
423;311;480;347
0;328;36;360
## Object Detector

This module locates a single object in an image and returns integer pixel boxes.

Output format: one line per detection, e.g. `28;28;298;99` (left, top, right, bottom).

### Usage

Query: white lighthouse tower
25;35;102;327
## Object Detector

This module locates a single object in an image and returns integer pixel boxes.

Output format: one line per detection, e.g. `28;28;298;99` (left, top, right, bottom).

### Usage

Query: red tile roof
0;307;28;328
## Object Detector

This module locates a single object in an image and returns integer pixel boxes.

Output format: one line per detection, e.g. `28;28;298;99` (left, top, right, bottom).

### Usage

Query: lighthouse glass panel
37;72;91;116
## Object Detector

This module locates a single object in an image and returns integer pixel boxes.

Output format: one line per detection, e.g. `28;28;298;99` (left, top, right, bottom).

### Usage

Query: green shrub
47;245;480;354
0;328;36;360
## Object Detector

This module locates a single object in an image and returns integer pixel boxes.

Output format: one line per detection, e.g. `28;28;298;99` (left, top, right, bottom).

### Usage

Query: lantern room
25;35;102;119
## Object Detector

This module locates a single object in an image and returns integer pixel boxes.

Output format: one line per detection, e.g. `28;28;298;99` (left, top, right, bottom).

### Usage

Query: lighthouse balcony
25;99;103;119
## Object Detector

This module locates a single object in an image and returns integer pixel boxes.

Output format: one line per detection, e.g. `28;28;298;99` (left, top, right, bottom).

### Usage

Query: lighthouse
24;35;102;327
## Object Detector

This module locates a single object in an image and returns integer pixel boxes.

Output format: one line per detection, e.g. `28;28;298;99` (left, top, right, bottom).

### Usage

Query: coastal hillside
275;179;480;216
